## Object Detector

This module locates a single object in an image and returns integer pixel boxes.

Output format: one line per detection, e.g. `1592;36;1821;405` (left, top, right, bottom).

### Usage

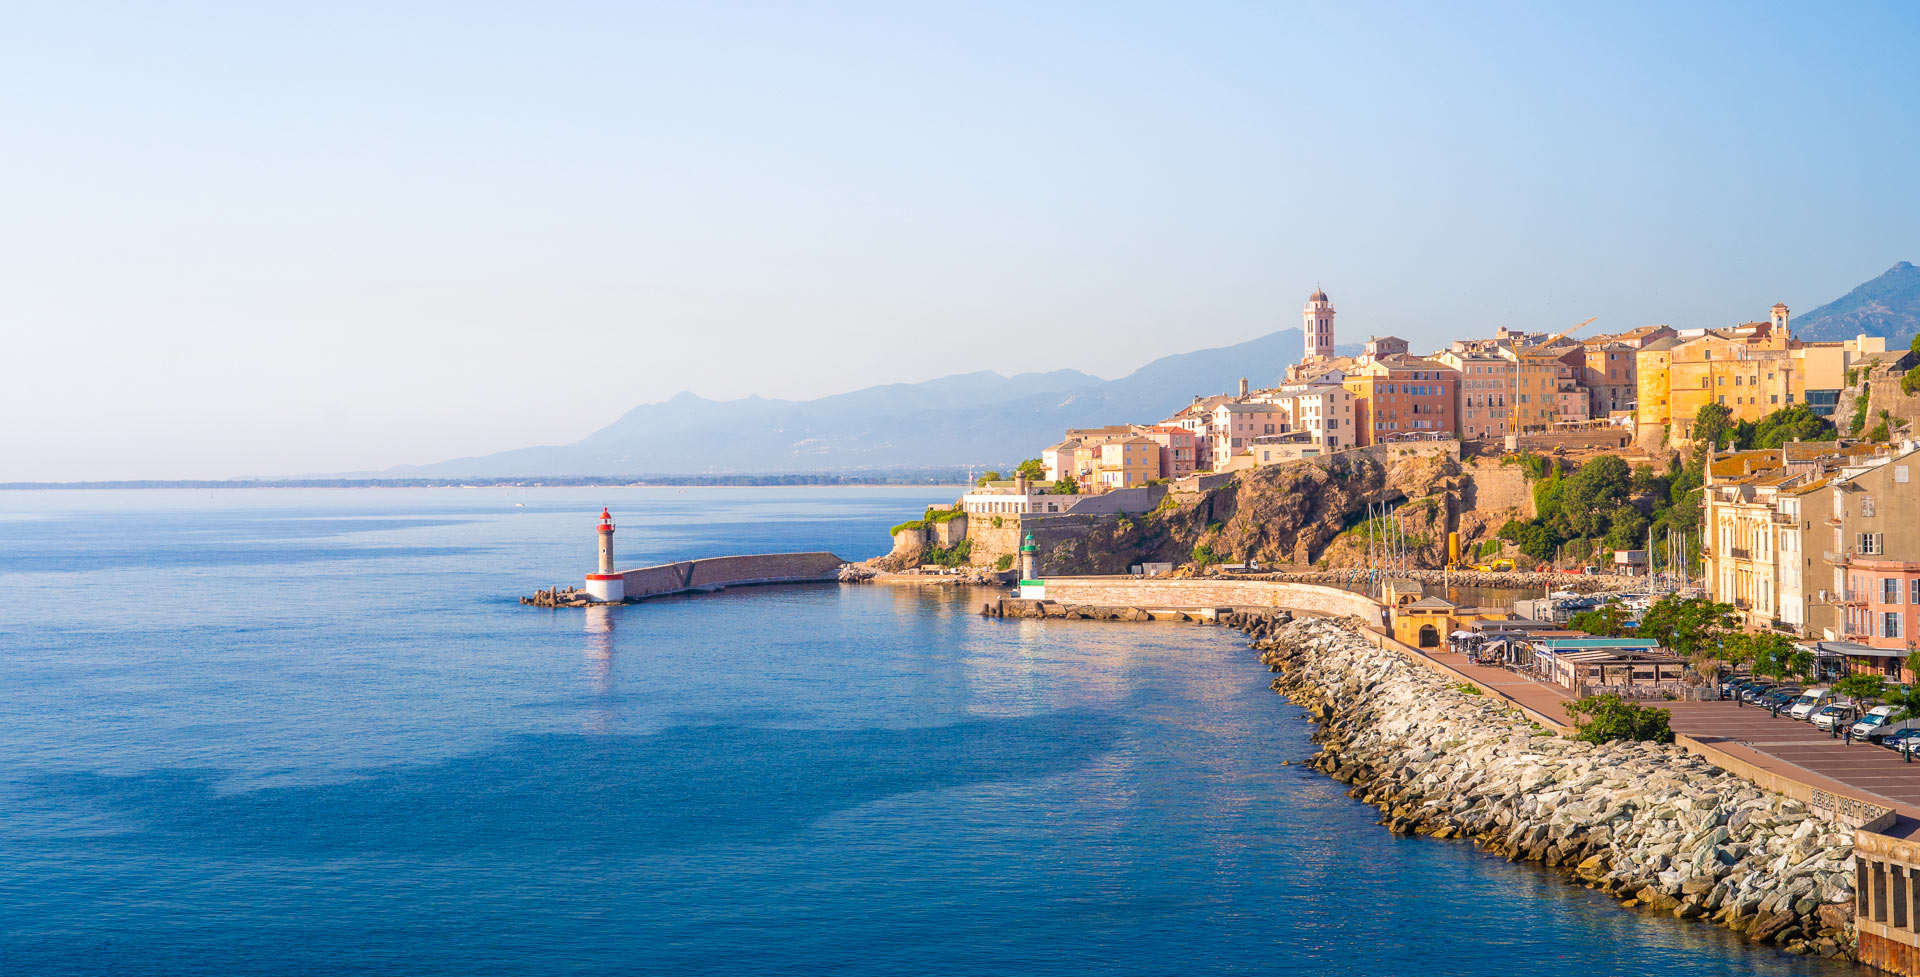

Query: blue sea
0;487;1850;975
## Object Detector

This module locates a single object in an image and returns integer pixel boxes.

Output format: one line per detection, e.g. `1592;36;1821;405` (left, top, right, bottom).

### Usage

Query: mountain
1793;261;1920;345
397;329;1360;476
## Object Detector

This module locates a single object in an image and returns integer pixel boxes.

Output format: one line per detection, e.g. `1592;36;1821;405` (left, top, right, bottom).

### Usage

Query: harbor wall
616;552;846;599
1032;576;1385;627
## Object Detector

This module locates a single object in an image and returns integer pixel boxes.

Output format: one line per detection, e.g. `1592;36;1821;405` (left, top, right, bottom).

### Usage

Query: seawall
615;552;847;599
1028;576;1386;627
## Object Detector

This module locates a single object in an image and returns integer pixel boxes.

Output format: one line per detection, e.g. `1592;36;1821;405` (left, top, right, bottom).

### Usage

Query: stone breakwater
1251;615;1860;961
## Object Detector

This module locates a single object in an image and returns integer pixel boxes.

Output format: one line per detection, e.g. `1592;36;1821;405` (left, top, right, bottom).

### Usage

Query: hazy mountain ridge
398;330;1359;476
1793;261;1920;344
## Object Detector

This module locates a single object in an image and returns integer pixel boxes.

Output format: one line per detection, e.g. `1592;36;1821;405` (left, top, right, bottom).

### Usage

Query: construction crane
1530;316;1598;350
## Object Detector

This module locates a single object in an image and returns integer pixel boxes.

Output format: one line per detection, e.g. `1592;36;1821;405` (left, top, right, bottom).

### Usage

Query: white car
1788;687;1834;721
1811;700;1860;732
1852;705;1920;742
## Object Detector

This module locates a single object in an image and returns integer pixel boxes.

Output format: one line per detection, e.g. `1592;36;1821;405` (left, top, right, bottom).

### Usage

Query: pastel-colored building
1097;436;1162;489
1343;355;1459;446
1434;349;1511;440
1209;401;1287;468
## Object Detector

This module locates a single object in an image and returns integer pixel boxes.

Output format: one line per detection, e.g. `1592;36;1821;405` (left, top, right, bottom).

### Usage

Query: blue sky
4;1;1917;479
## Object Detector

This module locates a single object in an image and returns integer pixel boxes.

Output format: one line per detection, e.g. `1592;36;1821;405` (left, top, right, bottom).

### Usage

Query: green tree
1498;519;1560;562
1564;694;1675;744
1568;603;1630;637
1751;404;1837;447
1748;633;1798;679
1636;595;1736;659
976;470;1003;486
1553;455;1632;539
1833;672;1887;702
1602;506;1650;550
1014;458;1047;481
1692;403;1735;456
1052;474;1079;495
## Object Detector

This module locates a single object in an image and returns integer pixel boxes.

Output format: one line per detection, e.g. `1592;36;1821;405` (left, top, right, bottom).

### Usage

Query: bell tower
1303;287;1335;360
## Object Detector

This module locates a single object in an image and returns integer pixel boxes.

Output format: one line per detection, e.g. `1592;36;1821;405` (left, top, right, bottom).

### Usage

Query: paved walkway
1425;651;1920;818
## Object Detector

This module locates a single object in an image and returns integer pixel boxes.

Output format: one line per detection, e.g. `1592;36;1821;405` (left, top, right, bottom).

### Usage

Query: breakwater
522;552;848;606
1251;614;1860;962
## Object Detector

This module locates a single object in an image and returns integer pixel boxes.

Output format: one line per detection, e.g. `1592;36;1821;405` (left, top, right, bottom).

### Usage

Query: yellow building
1634;338;1677;446
1664;324;1800;444
1096;436;1161;489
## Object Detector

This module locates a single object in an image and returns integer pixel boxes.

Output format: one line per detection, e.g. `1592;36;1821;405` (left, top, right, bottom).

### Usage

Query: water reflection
583;604;618;732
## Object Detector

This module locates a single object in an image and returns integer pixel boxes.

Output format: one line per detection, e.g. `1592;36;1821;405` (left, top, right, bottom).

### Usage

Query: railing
1826;550;1856;566
1730;547;1752;560
1771;512;1794;525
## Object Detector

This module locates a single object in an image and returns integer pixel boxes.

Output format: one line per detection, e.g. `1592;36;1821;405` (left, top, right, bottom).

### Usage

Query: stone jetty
1251;615;1859;961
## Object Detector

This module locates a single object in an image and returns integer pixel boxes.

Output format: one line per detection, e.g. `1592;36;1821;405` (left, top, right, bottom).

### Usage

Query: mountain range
400;262;1920;477
1792;261;1920;345
395;331;1360;476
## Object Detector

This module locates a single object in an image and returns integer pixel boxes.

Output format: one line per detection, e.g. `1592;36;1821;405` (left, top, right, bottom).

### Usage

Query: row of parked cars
1720;677;1920;749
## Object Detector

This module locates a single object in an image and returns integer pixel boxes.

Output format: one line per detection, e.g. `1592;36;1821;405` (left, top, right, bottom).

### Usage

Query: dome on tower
1308;288;1329;303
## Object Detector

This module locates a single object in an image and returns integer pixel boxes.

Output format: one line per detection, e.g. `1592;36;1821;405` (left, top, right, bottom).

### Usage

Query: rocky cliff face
1035;448;1489;574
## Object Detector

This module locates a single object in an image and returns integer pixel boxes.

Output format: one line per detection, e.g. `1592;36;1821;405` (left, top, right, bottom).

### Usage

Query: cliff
1031;446;1523;575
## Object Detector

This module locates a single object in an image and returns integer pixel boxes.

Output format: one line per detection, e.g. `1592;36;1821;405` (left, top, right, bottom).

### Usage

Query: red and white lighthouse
584;508;625;602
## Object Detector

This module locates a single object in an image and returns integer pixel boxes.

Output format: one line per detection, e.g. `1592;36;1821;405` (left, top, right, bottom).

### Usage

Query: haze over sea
0;488;1848;975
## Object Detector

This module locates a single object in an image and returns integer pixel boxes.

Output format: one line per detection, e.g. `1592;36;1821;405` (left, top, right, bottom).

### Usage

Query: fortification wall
1034;577;1384;626
617;552;846;598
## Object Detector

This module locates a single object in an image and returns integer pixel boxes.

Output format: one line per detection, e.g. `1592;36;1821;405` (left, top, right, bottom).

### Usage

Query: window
1898;466;1910;484
1718;396;1725;405
1863;496;1876;518
1886;578;1902;604
1887;613;1904;640
1911;578;1919;605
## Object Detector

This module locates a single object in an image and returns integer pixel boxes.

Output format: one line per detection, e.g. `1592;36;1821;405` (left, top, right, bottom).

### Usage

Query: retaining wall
616;552;846;599
1034;576;1385;627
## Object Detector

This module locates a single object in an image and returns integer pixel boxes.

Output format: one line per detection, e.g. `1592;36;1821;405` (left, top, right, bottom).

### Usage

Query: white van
1788;687;1834;720
1852;705;1920;742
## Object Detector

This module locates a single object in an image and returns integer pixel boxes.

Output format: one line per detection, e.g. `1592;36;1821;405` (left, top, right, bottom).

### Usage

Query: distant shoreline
0;475;968;491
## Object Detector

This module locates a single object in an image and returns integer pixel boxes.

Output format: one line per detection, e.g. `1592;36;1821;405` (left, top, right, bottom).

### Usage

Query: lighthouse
1017;532;1044;599
584;508;626;602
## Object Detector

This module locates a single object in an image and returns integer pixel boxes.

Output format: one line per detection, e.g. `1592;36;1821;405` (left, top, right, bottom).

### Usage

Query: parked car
1851;705;1920;743
1882;728;1920;754
1788;687;1835;720
1720;679;1755;701
1761;687;1803;711
1811;700;1861;732
1740;681;1779;704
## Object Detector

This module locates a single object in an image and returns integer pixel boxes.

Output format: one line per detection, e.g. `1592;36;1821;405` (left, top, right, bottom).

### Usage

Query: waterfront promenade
1428;648;1920;818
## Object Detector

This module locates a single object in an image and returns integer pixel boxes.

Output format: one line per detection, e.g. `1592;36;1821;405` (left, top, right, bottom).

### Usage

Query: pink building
1843;560;1920;655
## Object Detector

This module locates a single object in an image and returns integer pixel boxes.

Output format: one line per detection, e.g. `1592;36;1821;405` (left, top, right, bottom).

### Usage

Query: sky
5;1;1919;481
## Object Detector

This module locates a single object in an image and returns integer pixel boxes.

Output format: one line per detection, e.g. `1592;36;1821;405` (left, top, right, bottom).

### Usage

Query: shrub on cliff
1564;694;1674;745
1191;543;1219;569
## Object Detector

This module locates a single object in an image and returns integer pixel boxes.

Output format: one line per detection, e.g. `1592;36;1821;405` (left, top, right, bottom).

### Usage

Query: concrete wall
616;552;845;598
1035;576;1385;627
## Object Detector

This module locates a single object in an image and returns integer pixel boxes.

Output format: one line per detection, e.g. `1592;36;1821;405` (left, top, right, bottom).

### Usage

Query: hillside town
921;286;1920;677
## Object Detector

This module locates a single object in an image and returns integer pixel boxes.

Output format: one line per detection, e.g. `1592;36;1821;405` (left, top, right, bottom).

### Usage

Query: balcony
1825;550;1856;566
1771;512;1794;525
1729;547;1753;560
1732;598;1751;610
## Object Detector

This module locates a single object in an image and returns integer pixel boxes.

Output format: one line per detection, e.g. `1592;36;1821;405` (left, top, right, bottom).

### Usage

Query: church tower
1303;287;1335;360
1771;302;1789;334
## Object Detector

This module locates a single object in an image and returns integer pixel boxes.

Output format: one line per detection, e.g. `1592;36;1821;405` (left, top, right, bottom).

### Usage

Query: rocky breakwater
1255;617;1859;961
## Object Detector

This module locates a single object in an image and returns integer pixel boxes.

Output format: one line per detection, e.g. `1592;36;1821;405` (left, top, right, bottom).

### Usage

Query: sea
0;487;1852;976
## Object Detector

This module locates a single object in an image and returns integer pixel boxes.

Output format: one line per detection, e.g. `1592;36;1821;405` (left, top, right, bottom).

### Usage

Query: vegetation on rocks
1565;694;1675;745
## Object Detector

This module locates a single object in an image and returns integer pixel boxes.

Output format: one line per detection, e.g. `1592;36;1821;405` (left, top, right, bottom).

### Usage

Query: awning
1450;630;1478;638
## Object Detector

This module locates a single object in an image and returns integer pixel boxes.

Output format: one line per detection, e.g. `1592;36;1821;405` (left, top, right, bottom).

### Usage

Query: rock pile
521;585;594;607
1255;616;1858;960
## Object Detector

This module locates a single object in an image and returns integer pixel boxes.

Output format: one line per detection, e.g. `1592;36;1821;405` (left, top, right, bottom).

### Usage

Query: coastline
1246;614;1860;962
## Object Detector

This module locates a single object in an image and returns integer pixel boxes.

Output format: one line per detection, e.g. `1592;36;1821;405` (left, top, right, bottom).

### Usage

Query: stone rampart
618;552;846;599
1035;577;1385;627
